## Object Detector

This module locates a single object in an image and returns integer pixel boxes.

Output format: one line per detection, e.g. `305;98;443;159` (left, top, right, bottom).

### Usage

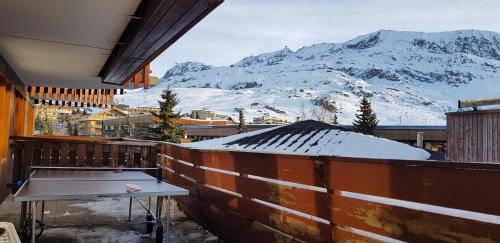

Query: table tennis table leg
148;197;151;211
20;201;27;234
155;196;164;243
156;196;163;220
166;196;171;243
31;201;37;243
128;198;133;221
40;201;45;225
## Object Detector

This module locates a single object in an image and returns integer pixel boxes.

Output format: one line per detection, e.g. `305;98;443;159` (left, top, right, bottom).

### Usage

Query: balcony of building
1;1;500;242
1;136;500;242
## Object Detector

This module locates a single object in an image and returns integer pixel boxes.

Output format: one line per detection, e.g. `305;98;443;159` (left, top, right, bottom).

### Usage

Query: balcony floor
0;195;219;242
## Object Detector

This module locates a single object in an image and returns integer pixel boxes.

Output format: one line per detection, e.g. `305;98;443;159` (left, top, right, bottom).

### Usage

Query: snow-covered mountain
118;30;500;125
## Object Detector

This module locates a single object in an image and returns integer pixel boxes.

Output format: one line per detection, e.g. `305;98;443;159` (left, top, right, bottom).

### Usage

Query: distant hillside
118;30;500;125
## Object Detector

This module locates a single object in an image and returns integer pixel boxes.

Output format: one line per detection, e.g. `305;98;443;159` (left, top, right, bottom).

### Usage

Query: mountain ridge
118;29;500;125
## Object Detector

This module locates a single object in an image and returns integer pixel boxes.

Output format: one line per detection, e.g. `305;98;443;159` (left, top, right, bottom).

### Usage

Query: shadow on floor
0;195;220;243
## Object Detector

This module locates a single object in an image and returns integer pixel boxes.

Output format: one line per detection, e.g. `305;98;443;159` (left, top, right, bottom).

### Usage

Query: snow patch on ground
44;227;145;242
69;198;128;215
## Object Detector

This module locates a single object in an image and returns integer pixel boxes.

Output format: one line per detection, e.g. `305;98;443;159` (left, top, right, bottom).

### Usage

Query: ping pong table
13;166;189;243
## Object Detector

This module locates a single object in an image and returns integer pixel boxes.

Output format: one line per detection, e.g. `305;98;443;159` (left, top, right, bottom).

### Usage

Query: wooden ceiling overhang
28;85;123;108
99;0;223;86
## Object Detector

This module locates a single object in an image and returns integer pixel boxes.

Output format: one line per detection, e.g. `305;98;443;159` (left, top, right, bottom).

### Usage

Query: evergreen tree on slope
121;115;134;138
148;88;182;142
353;97;378;135
237;108;247;134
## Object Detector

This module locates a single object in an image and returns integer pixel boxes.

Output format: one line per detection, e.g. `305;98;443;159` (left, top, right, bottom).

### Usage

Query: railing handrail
157;141;500;171
10;136;159;146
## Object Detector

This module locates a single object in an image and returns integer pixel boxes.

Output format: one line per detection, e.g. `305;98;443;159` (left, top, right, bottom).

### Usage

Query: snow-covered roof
187;120;430;160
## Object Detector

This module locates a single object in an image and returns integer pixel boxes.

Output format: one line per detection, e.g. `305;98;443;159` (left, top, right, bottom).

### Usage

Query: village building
252;115;289;125
102;114;234;139
71;108;129;136
190;108;228;120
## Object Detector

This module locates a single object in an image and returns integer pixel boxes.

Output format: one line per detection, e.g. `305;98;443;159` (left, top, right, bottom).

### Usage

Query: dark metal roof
224;120;346;150
184;124;280;129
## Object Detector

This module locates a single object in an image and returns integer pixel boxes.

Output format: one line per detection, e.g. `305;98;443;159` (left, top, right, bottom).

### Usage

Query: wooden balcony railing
5;136;500;242
6;136;159;198
159;142;500;242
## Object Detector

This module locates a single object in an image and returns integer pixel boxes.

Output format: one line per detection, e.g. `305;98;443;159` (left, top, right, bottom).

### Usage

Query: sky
150;0;500;77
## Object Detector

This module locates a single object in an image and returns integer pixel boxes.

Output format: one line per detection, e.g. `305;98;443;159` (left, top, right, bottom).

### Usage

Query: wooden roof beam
99;0;223;86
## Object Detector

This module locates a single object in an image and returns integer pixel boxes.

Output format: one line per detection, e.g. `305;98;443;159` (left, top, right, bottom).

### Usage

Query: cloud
150;0;500;77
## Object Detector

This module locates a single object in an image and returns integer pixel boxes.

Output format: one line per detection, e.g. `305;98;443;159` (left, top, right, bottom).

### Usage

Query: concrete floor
0;195;219;243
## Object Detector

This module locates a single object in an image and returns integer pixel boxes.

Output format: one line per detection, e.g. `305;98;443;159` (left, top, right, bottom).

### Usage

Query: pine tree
237;108;247;134
121;115;134;138
73;123;79;136
45;115;54;135
38;114;54;135
353;97;378;135
114;124;124;137
333;113;339;125
35;116;43;134
148;88;182;142
66;120;73;136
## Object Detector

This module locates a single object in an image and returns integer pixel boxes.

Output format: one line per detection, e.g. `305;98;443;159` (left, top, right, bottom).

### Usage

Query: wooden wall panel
447;111;500;163
0;77;8;202
195;167;330;219
0;74;32;203
326;159;500;215
196;184;332;243
195;150;325;187
330;194;500;242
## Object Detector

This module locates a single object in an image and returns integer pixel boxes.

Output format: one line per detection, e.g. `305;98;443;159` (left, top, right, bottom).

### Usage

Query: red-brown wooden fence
6;136;500;242
159;142;500;242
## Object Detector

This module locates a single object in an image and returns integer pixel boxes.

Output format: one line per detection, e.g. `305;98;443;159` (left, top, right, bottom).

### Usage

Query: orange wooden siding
0;72;34;202
0;76;14;201
127;63;151;89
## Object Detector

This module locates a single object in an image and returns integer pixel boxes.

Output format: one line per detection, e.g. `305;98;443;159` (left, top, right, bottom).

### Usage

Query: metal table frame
13;166;188;243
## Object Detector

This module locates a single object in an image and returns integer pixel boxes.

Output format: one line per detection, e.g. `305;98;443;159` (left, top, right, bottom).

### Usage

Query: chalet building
190;108;228;120
253;115;289;125
127;107;160;115
34;105;59;124
34;105;73;135
342;125;447;153
103;114;234;139
149;76;160;87
185;124;278;141
71;108;128;136
102;114;156;139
